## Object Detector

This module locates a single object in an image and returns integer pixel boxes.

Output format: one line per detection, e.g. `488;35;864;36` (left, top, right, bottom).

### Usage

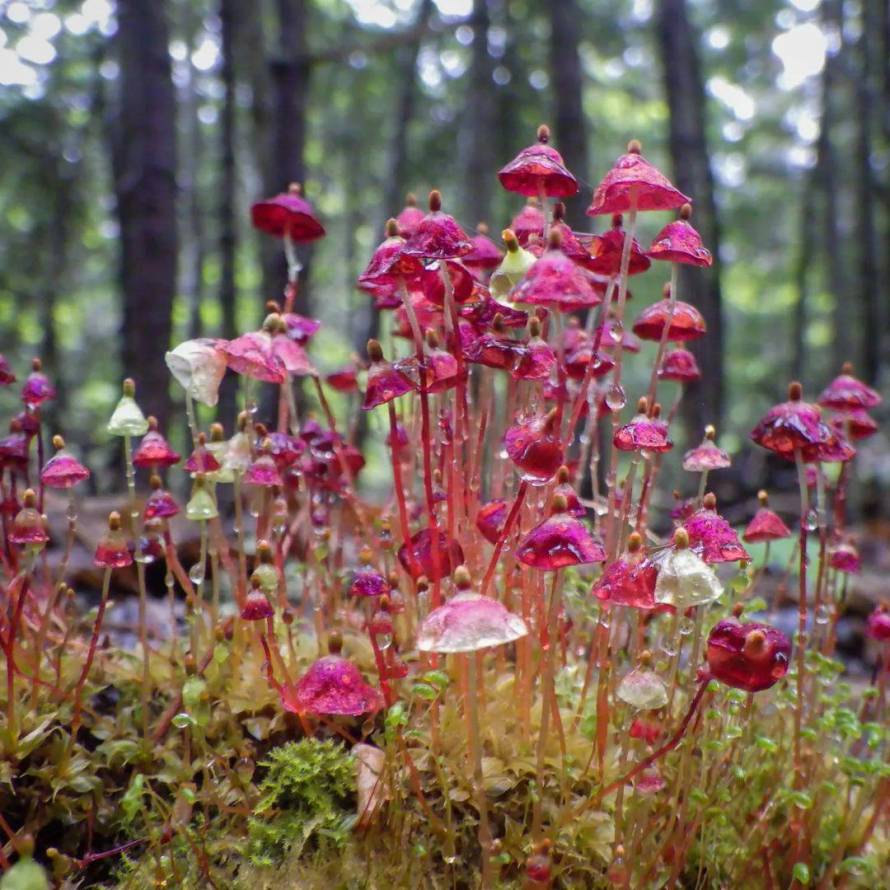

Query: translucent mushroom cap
250;184;325;242
654;533;723;609
707;620;791;692
509;201;547;246
750;383;833;461
617;667;669;710
587;142;691;216
107;384;149;438
165;338;227;407
417;591;529;654
289;655;384;716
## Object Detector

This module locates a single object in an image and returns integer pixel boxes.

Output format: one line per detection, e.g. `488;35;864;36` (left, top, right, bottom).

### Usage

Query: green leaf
791;862;811;884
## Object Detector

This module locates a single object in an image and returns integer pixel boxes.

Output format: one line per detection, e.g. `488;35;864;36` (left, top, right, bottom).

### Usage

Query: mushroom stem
532;571;564;838
792;449;810;792
645;261;679;408
465;652;493;887
480;481;528;598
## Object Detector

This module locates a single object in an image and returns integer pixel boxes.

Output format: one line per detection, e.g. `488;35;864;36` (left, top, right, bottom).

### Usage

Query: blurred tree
460;0;496;228
656;0;724;433
853;0;880;384
548;0;589;228
217;0;240;429
110;0;178;432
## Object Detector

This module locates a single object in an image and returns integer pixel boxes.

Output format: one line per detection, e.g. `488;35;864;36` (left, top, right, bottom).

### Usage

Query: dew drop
814;604;830;625
678;616;695;636
189;563;206;586
608;321;624;343
804;509;818;532
605;383;626;412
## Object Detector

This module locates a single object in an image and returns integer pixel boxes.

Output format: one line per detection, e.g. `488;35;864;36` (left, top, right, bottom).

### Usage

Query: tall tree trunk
548;0;589;228
791;176;815;382
263;0;311;315
382;0;433;223
854;0;880;384
218;0;240;429
178;0;208;343
819;0;848;375
656;0;724;435
460;0;496;228
112;0;178;432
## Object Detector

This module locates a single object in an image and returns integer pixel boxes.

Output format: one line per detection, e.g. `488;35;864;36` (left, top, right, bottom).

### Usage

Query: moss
247;739;357;868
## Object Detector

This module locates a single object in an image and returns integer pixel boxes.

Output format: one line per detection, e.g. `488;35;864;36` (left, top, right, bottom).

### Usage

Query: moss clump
247;739;357;868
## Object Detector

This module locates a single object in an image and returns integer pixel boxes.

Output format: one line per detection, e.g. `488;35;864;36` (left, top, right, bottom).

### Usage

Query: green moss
247;739;357;868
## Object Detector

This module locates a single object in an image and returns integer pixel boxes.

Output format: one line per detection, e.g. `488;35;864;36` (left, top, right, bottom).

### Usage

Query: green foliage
247;739;357;868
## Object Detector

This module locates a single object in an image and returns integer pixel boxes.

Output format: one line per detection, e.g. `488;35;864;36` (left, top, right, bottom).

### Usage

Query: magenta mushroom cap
682;441;731;473
613;415;673;453
250;191;325;242
685;508;749;564
504;416;565;482
132;430;181;469
591;558;658;610
362;361;415;411
587;150;691;216
511;250;602;312
40;453;91;489
289;655;384;716
632;299;706;343
647;219;712;267
743;508;791;543
707;620;791;693
658;348;701;383
818;373;881;412
517;513;606;569
498;142;578;198
397;528;464;582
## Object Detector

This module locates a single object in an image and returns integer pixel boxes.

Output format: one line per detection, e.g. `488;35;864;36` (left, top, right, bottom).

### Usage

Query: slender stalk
466;652;493;887
70;567;113;742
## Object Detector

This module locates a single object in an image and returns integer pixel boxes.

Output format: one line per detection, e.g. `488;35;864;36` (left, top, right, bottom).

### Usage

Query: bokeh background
0;0;888;504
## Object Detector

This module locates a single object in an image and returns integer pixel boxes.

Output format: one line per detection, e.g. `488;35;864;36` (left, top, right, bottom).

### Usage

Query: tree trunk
263;0;311;315
460;0;496;228
791;177;815;382
548;0;589;228
217;0;240;429
818;0;848;375
854;0;881;384
656;0;724;435
112;0;178;432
